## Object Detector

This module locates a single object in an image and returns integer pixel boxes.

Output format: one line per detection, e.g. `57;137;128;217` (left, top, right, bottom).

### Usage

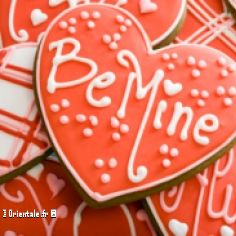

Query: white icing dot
187;56;196;66
80;11;90;19
95;159;104;168
83;128;93;137
4;231;17;236
197;99;206;107
220;225;234;236
109;158;118;168
201;90;209;98
61;99;70;108
89;116;98;127
170;148;179;157
59;21;68;29
113;33;121;41
103;34;111;44
92;11;101;19
160;144;169;154
168;63;175;71
216;86;226;96
228;64;236;72
69;18;77;25
162;53;170;61
101;173;111;184
221;69;229;78
171;53;178;60
163;159;171;168
218;57;227;66
87;21;95;29
109;42;118;50
192;69;201;78
112;132;121;142
120;25;127;32
59;115;69;125
76;114;87;123
68;27;76;34
50;104;60;112
198;60;207;69
190;89;199;97
111;117;120;128
120;124;129;134
124;19;132;27
228;87;236;96
224;98;233;107
116;15;124;23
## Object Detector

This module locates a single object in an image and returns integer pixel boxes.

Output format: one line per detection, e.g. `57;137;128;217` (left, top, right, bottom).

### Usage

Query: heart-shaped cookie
0;160;155;236
146;146;236;236
0;43;50;183
0;0;186;47
35;4;236;206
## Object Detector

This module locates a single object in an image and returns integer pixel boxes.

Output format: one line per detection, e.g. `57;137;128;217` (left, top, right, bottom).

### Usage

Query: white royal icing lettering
86;72;116;107
167;102;193;141
193;114;219;146
48;38;98;93
117;49;164;183
9;0;29;42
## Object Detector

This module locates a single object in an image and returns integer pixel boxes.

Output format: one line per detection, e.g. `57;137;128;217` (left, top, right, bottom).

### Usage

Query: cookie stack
0;1;235;235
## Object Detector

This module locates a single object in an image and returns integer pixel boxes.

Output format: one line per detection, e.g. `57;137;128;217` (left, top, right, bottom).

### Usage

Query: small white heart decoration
31;9;48;26
168;219;188;236
47;173;66;198
164;79;183;96
139;0;158;14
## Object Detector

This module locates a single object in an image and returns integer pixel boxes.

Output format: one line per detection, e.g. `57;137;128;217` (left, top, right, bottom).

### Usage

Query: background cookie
174;0;236;59
0;0;186;48
0;43;50;183
0;160;156;236
145;147;236;236
35;4;236;207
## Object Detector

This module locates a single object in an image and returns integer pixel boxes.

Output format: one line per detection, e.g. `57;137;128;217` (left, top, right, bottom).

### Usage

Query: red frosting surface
0;0;185;47
147;147;236;236
36;4;236;204
0;160;156;236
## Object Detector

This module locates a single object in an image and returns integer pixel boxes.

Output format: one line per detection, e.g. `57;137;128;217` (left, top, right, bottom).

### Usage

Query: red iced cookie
0;43;50;182
35;4;236;206
0;160;156;236
0;0;186;48
146;147;236;236
174;0;236;59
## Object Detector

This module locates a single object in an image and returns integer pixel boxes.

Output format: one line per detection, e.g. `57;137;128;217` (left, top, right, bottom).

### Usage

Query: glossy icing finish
0;160;156;236
36;4;236;204
0;0;186;47
146;147;236;236
0;43;50;181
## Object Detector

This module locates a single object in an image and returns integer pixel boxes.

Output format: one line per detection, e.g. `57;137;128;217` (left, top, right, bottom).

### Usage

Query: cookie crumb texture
36;4;236;204
147;146;236;236
0;44;50;180
0;0;185;47
0;161;156;236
